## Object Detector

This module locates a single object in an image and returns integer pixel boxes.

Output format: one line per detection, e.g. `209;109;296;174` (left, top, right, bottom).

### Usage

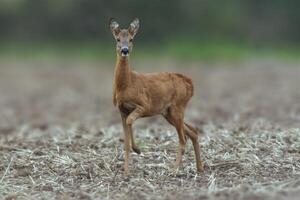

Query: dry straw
1;120;300;199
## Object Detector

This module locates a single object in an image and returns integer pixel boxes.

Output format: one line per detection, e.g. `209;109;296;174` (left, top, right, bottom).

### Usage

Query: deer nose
121;47;129;55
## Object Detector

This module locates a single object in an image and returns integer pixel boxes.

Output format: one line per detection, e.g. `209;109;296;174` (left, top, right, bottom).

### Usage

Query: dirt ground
0;59;300;200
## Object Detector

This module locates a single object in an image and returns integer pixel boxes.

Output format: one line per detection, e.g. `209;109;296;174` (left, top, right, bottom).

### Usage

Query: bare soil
0;59;300;200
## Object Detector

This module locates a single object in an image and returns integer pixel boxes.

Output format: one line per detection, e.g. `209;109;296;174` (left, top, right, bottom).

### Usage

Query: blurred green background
0;0;299;61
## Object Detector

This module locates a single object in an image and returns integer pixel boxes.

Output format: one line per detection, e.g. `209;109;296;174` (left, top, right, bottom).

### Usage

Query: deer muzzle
121;46;129;56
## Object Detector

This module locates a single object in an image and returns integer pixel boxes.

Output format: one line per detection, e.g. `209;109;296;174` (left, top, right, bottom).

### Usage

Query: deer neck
114;55;131;91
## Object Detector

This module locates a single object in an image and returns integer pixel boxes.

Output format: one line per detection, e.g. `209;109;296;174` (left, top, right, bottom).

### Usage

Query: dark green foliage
0;0;299;45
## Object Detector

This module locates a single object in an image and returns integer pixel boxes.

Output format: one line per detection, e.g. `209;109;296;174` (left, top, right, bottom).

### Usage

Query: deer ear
129;18;140;37
109;18;120;37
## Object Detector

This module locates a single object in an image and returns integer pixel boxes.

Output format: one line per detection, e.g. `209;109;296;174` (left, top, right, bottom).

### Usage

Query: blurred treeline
0;0;299;45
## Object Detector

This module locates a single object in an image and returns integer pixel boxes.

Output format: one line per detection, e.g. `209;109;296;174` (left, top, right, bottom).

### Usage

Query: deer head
109;18;140;57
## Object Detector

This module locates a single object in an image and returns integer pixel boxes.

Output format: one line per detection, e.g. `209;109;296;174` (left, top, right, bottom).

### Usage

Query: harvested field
1;60;300;200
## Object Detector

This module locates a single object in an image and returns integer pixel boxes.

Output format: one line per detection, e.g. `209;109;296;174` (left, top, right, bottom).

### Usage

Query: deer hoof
197;163;205;172
132;146;141;154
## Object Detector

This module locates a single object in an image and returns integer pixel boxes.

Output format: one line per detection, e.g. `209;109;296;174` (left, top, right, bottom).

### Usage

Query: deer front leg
125;106;144;125
121;114;131;175
128;125;141;154
123;106;143;154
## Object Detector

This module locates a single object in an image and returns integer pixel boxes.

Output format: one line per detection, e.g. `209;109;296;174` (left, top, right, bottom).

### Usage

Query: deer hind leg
163;107;187;169
164;108;204;172
184;122;204;172
175;121;186;168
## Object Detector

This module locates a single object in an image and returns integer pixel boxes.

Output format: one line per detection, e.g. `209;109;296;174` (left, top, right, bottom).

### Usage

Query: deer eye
116;38;120;42
129;38;133;42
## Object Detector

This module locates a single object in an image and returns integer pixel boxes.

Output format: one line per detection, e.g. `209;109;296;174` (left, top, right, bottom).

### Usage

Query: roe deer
109;18;204;174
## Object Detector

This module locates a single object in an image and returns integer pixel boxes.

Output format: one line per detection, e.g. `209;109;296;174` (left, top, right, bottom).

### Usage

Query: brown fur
110;18;204;174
